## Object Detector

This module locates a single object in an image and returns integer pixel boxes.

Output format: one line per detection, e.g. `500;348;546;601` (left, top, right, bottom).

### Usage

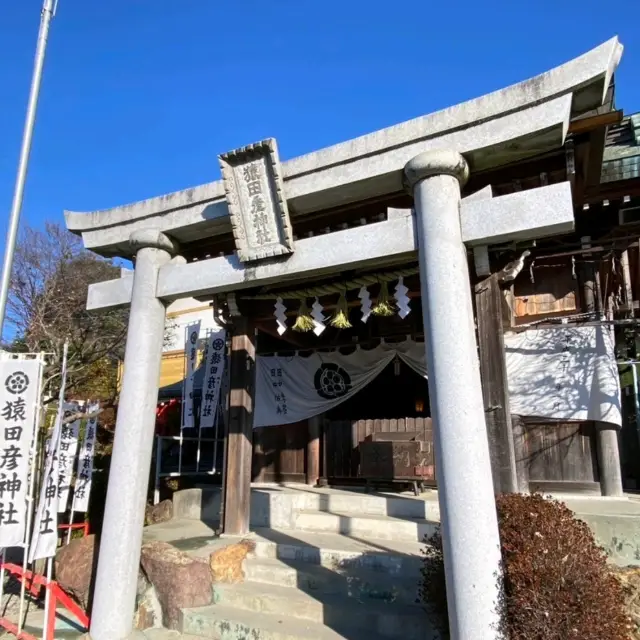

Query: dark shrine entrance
324;358;434;484
251;353;435;486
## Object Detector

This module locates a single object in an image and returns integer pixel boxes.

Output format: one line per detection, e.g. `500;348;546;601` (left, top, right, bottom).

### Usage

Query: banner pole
0;549;6;614
18;353;46;633
154;437;162;505
0;0;58;332
43;557;53;639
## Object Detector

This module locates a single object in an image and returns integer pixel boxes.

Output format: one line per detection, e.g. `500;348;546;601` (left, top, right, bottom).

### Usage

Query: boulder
140;541;212;630
55;534;97;611
209;539;255;584
56;534;149;614
145;500;173;526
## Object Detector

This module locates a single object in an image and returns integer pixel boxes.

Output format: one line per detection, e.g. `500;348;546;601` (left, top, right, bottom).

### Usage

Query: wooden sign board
219;138;294;263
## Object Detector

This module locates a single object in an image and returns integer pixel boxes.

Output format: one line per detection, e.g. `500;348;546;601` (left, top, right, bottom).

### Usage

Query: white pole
43;557;53;640
154;437;162;505
0;0;58;333
18;353;46;633
178;325;187;476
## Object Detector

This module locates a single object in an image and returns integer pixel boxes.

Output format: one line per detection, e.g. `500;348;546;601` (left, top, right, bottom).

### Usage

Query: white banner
182;321;201;429
0;358;42;548
30;348;69;562
504;326;622;427
254;340;427;428
73;402;99;513
200;330;227;429
57;402;80;513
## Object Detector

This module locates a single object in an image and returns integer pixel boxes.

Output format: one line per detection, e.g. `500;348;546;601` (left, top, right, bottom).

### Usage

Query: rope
241;267;419;300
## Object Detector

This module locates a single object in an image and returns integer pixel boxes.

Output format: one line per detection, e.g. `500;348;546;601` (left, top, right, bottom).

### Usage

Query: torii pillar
89;229;176;640
405;150;503;639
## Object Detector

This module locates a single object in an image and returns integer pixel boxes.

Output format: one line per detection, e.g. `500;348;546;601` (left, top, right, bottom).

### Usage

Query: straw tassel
330;292;352;329
372;281;395;316
292;298;315;332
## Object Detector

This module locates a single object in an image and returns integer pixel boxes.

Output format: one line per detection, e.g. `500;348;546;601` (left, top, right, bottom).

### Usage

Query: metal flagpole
0;0;58;333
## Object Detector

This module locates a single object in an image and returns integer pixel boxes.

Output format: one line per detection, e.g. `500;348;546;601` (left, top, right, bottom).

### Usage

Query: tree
5;221;128;402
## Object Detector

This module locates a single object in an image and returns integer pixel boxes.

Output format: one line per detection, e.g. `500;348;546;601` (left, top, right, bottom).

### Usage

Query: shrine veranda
61;38;639;640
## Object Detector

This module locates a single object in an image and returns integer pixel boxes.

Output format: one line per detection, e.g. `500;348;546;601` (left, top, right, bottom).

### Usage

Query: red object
155;398;180;436
0;562;90;639
58;522;90;537
414;465;435;479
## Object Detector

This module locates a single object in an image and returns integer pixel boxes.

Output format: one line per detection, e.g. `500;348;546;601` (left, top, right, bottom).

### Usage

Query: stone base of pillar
596;423;624;497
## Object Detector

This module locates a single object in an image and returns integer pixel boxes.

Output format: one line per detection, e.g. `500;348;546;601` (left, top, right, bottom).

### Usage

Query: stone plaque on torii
64;38;624;640
219;138;294;262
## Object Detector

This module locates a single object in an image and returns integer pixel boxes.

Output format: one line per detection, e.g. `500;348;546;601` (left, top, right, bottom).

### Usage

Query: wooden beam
567;109;623;135
306;415;322;486
222;317;256;536
475;274;519;494
584;128;605;187
584;177;640;204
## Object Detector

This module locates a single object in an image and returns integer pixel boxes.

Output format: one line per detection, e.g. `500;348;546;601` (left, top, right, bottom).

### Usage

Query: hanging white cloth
254;340;427;428
504;325;621;427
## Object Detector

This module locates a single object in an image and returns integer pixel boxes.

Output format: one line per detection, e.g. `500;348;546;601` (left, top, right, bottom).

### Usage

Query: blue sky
0;0;639;238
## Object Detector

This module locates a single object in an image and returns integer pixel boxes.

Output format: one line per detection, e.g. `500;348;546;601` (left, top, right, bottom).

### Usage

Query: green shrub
419;493;631;639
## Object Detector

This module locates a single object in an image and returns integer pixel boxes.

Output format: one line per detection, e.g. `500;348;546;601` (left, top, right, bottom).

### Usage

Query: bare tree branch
61;408;104;426
5;222;129;402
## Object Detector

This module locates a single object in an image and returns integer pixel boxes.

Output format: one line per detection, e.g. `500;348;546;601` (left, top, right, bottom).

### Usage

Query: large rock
55;534;97;611
145;500;173;526
209;540;255;584
140;541;212;630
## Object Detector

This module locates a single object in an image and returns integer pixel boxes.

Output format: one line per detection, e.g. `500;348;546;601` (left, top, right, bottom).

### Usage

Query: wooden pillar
577;250;624;496
511;415;529;492
306;414;322;486
475;274;519;494
222;316;256;535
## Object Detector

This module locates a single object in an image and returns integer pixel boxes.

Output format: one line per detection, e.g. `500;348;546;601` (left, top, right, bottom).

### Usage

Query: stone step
181;603;395;640
177;486;441;529
289;489;441;521
209;581;436;640
292;510;438;543
247;527;424;578
244;556;419;606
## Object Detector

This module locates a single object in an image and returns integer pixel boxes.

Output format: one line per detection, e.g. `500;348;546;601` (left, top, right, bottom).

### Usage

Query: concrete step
244;556;419;606
209;582;437;640
289;489;441;521
247;527;425;578
181;603;395;640
176;486;441;529
292;510;438;542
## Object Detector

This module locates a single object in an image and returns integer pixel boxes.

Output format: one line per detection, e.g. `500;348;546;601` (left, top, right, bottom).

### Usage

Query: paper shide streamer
274;297;287;335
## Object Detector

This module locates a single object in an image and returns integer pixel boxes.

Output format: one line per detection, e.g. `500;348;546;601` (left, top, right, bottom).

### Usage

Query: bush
419;493;631;639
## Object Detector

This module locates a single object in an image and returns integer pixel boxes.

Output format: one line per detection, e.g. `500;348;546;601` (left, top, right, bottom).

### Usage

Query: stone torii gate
65;39;623;640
